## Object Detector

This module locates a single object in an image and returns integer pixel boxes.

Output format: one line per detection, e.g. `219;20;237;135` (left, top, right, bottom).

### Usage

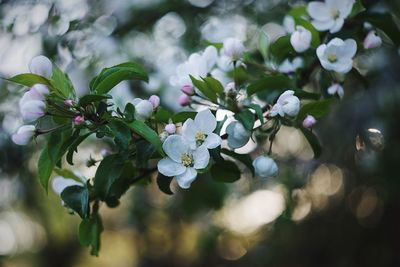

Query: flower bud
29;55;52;78
134;99;154;120
252;155;278;178
181;84;194;95
148;95;160;109
223;38;245;61
302;115;317;129
269;90;300;117
283;15;295;33
73;115;84;125
178;94;191;106
290;26;312;53
327;83;344;98
363;31;382;49
226;121;251;149
20;100;46;122
12;125;36;145
165;123;176;134
64;99;74;107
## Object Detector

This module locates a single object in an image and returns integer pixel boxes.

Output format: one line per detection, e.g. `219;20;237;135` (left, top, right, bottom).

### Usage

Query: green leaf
127;120;164;156
156;173;174;195
190;75;217;102
66;132;92;165
301;128;322;158
78;94;112;107
51;63;76;98
203;76;224;95
258;31;269;59
93;154;126;199
90;61;148;94
108;119;131;150
294;18;320;48
297;99;335;121
171;111;197;123
79;213;103;256
288;5;307;19
270;35;295;63
60;185;89;218
154;107;171;123
220;148;255;176
350;0;366;18
123;103;135;122
38;147;55;192
6;73;52;88
234;109;255;131
136;140;156;168
245;103;264;124
247;74;295;96
211;160;241;183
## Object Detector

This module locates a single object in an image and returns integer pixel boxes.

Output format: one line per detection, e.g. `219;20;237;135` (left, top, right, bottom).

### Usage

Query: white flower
157;135;210;189
19;84;49;107
223;37;245;61
20;100;46;122
316;38;357;74
182;109;222;149
283;15;295;33
29;55;53;78
11;125;36;145
327;83;344;98
363;31;382;49
226;121;251;149
307;0;355;33
270;90;300;117
51;176;84;195
302;115;317;129
253;155;278;178
290;26;312;53
132;98;154;120
278;57;304;73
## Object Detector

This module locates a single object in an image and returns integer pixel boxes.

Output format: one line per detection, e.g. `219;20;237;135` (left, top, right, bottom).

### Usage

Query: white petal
194;109;217;134
29;55;52;78
277;90;294;105
316;44;327;60
329;18;345;33
335;58;353;74
203;133;222;149
203;46;218;70
52;176;83;195
328;38;345;46
307;2;331;21
312;19;335;32
193;146;210;169
21;100;46;122
176;168;198;189
162;135;189;162
157;157;186;177
340;39;357;58
182;119;197;142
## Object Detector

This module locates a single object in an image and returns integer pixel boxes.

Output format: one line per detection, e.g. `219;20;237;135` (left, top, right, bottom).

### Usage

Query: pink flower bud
165;123;176;134
148;95;160;109
12;125;36;145
181;84;194;95
73;115;84;125
302;115;317;129
178;94;191;106
64;99;74;107
363;30;382;49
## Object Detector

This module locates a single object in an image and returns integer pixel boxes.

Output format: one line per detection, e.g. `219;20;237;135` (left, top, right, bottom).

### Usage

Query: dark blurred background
0;0;399;266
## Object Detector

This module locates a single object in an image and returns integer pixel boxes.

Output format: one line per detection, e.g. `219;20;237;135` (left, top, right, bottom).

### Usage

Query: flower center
181;153;194;167
195;131;206;146
328;54;338;63
331;9;340;19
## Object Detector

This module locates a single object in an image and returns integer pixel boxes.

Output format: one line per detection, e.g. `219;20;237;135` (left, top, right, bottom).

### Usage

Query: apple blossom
181;84;194;95
148;95;160;109
327;83;344;98
19;84;49;107
226;121;251;149
363;31;382;49
316;38;357;74
132;98;154;120
283;15;295;33
182;109;221;149
157;135;210;189
278;57;304;73
29;55;53;78
178;94;191;106
303;115;317;129
252;155;279;178
73;115;84;125
223;37;245;61
165;123;176;134
270;90;300;117
307;0;355;33
290;26;312;53
11;125;36;145
20;100;46;122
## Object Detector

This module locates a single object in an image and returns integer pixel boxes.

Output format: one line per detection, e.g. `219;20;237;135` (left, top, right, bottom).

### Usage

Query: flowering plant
5;0;395;256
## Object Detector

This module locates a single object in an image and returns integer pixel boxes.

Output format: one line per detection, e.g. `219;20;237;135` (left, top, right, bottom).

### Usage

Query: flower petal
157;157;186;177
193;146;210;169
329;18;344;33
307;2;331;21
176;168;197;189
312;19;335;32
203;133;222;149
194;109;217;134
162;135;189;162
182;118;197;142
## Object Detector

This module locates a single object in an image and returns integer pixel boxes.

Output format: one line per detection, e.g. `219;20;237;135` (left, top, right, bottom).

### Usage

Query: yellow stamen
181;153;194;167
